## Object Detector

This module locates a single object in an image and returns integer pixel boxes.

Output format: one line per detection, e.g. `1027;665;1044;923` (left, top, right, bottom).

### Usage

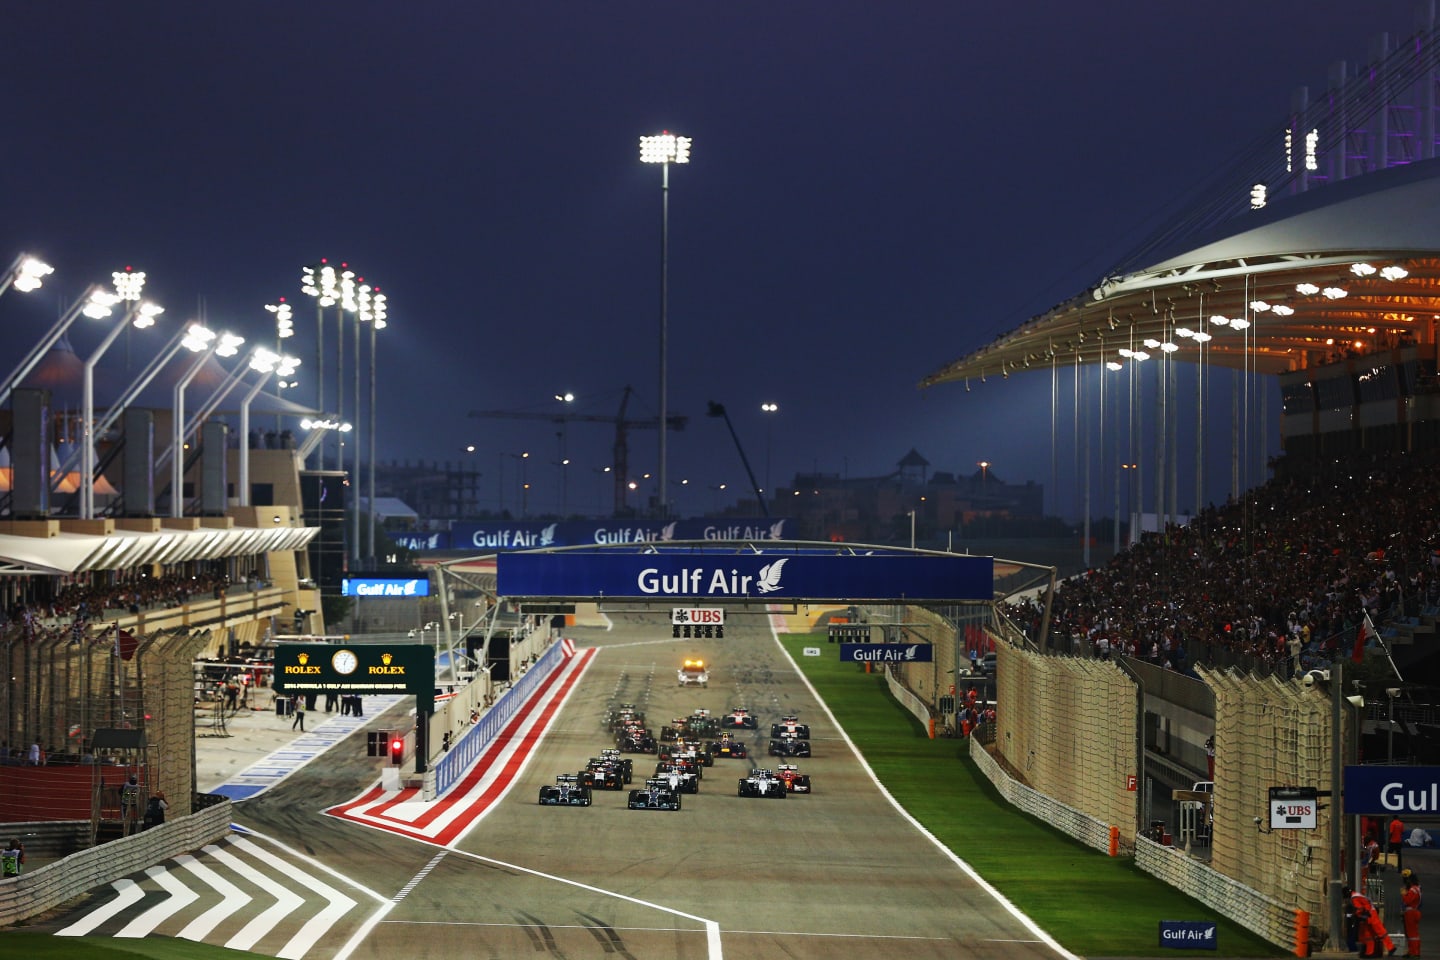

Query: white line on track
443;847;723;960
768;613;1080;960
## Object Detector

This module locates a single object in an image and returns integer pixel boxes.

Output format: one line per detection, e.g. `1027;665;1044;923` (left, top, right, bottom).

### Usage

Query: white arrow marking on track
175;848;255;942
54;878;145;937
207;838;307;953
114;864;199;937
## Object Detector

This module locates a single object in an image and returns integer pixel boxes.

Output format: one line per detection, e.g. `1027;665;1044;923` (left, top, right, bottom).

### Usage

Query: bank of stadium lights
181;324;217;352
112;267;146;301
639;132;692;164
12;256;54;293
301;261;340;305
267;299;294;339
1250;300;1271;313
1352;262;1378;277
1143;338;1161;349
1106;360;1123;371
1271;304;1294;317
132;302;163;329
1381;265;1408;281
301;418;351;432
1229;316;1251;330
1322;286;1349;300
1250;184;1267;209
1296;282;1320;296
215;332;245;357
82;289;121;319
1161;342;1179;353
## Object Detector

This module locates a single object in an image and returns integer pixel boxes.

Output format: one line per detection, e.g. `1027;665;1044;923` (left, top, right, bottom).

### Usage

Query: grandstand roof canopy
921;157;1440;388
0;523;319;576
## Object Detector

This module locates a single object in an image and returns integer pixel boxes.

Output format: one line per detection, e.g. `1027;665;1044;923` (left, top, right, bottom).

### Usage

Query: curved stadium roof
921;155;1440;387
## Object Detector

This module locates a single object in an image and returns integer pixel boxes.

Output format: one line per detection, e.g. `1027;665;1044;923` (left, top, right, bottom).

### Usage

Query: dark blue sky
0;2;1422;519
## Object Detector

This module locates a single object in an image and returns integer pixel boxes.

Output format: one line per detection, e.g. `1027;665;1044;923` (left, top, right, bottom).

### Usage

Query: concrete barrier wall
968;730;1115;853
1136;836;1299;950
0;801;233;927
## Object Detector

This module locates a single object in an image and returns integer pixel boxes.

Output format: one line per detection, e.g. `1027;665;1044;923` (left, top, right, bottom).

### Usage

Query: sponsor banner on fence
449;518;795;552
497;551;993;602
1344;765;1440;815
839;643;933;663
1158;920;1217;950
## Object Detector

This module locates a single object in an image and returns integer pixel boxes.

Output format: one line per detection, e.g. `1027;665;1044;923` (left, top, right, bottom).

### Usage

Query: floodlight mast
639;131;691;519
0;283;112;409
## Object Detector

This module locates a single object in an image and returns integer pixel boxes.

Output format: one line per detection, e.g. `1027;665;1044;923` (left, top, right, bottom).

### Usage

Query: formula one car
775;763;812;794
720;707;759;730
538;774;593;806
597;748;634;782
654;760;701;794
580;755;629;790
628;777;683;810
616;722;658;754
768;731;812;758
606;702;646;732
658;739;710;771
705;733;749;760
685;709;719;739
737;768;787;798
770;715;811;739
677;657;709;687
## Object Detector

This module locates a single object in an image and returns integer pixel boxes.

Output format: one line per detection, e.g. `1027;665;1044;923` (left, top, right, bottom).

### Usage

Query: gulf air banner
496;552;993;602
450;518;794;552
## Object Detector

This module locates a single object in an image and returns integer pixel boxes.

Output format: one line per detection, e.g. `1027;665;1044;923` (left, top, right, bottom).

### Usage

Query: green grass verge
780;632;1290;958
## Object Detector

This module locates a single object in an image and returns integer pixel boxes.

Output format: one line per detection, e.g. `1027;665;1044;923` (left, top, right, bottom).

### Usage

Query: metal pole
658;160;670;519
353;312;361;565
368;317;377;564
1329;661;1344;948
315;301;324;471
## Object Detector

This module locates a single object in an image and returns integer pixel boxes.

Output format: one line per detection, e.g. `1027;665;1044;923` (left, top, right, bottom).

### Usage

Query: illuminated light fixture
1175;327;1195;338
249;347;280;373
112;268;146;301
1322;287;1348;299
81;289;120;319
1325;338;1335;346
1210;315;1231;326
1249;300;1271;312
1381;265;1409;281
181;323;217;352
12;256;54;293
1270;304;1294;316
132;301;163;329
1106;360;1123;371
301;417;351;432
1250;183;1267;209
267;299;294;338
1230;317;1251;330
1191;331;1213;343
1354;340;1365;350
639;132;692;164
1161;342;1179;353
1117;347;1134;358
1350;262;1377;277
1142;338;1161;349
1305;128;1319;171
1296;282;1320;295
215;332;245;358
1132;350;1151;361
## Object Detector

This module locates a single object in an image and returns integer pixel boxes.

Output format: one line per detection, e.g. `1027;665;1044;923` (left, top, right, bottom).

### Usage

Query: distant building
774;450;1045;543
373;459;483;528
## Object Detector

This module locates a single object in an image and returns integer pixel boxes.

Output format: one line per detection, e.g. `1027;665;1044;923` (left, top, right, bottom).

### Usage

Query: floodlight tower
639;130;691;519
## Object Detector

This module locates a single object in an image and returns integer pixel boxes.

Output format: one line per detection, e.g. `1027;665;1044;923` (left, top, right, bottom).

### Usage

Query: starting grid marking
211;697;408;800
324;648;597;846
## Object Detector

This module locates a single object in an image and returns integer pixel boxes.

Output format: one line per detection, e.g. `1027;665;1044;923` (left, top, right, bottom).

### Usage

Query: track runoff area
312;545;1065;960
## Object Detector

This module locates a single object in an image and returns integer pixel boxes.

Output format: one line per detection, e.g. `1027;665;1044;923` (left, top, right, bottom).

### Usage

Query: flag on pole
1353;613;1377;664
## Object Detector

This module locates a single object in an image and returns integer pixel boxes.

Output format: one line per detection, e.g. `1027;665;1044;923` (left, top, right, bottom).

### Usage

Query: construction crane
468;386;686;517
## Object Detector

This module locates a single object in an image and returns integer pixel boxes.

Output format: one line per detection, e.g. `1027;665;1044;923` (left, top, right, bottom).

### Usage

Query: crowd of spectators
5;568;261;625
1004;450;1440;678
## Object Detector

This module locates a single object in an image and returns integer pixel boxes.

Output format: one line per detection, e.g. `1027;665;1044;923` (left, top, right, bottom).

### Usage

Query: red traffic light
389;738;404;764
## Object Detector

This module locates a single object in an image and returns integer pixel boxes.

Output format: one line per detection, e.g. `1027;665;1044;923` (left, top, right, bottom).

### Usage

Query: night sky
1;2;1423;520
